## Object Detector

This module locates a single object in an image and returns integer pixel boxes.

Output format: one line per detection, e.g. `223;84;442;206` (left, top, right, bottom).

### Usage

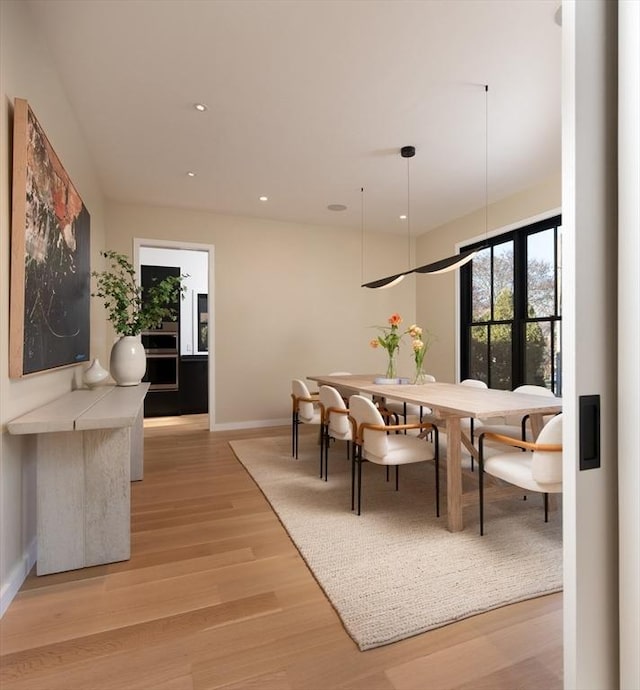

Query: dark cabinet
179;357;208;414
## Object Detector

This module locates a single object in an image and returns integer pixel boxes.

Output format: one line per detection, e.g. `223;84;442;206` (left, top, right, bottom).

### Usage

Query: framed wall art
9;98;91;378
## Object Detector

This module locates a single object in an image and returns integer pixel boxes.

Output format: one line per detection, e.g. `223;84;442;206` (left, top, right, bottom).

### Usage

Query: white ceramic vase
110;335;146;386
83;358;109;388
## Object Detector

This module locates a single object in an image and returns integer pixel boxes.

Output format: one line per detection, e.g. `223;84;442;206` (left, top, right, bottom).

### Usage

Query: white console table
8;384;149;575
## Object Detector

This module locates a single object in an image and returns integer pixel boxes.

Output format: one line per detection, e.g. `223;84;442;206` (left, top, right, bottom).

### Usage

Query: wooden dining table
307;374;562;532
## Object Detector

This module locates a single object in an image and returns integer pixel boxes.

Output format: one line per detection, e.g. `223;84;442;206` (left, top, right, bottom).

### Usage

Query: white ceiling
26;0;561;236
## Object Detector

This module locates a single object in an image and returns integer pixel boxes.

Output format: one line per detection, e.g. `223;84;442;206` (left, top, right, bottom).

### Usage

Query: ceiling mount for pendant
400;145;415;158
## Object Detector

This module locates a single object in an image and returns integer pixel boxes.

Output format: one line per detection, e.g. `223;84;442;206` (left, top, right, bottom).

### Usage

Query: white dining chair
474;384;556;445
478;413;563;535
291;378;321;458
348;394;439;516
318;385;352;481
382;373;436;429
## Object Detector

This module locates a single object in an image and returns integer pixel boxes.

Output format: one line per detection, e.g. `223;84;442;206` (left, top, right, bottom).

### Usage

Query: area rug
229;434;562;651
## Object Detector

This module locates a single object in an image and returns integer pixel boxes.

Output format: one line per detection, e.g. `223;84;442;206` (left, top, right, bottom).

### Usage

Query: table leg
529;413;545;439
446;416;464;532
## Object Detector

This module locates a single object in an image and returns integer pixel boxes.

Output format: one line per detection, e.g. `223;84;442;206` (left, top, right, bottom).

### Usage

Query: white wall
139;247;209;355
0;0;106;615
106;201;417;427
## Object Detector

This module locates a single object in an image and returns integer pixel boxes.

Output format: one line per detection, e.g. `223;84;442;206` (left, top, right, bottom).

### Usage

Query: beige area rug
229;433;562;651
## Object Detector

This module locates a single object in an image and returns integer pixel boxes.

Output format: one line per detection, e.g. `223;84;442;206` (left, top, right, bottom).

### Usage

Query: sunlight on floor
143;413;208;430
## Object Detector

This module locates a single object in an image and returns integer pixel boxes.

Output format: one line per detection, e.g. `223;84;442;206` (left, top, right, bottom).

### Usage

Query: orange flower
369;339;380;349
388;313;402;327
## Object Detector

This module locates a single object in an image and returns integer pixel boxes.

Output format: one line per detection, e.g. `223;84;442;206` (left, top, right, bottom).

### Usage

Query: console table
8;384;149;575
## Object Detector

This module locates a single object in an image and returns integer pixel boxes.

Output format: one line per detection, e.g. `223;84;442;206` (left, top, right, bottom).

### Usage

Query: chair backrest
531;413;563;484
292;379;315;422
319;385;350;436
505;384;555;425
349;394;388;458
460;378;488;388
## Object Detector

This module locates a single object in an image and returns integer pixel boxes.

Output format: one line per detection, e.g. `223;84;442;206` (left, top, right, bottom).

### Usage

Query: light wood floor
0;415;562;690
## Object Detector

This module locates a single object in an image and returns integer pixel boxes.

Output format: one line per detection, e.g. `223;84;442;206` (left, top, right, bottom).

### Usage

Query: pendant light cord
407;156;411;268
361;186;365;284
485;84;489;242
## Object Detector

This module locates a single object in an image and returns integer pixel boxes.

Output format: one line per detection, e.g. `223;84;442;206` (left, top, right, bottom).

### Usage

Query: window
460;215;562;394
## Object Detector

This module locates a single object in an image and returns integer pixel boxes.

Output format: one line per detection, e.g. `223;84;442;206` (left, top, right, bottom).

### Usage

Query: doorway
134;239;215;429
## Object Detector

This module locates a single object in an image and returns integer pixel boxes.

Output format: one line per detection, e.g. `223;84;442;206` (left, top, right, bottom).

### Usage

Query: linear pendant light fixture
362;85;489;289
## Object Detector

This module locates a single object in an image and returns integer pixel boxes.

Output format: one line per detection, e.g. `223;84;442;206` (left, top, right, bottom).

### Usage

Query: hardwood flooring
0;415;563;690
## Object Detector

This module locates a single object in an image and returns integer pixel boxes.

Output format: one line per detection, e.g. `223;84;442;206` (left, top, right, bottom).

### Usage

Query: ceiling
26;0;561;236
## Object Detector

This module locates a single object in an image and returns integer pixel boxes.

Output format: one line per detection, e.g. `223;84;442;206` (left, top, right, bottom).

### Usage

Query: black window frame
459;214;562;394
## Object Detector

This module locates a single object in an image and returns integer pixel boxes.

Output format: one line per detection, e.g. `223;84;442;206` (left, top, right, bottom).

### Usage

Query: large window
460;215;562;394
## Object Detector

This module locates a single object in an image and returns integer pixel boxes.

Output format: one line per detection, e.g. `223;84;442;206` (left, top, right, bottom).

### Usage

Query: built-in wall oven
142;322;178;391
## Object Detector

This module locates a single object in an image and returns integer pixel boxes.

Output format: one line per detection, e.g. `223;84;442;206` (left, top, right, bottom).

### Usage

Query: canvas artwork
9;98;91;377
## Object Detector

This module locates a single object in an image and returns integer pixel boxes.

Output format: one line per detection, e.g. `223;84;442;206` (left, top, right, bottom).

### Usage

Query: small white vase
83;358;109;388
110;335;146;386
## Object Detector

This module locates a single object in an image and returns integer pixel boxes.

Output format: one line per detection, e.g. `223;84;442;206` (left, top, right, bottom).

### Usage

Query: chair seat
475;423;534;442
299;410;322;425
484;452;562;494
328;428;352;441
384;400;423;417
365;434;436;466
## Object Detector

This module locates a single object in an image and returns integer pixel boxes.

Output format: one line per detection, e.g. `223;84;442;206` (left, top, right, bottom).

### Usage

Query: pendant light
362;85;490;288
361;145;415;289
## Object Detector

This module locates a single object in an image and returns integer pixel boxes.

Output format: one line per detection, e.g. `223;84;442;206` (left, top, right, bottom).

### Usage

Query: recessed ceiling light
187;171;196;177
327;204;347;211
194;103;208;112
259;195;268;201
399;214;407;220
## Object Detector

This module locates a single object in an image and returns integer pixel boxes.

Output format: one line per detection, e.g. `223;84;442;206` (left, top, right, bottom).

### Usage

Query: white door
563;2;640;688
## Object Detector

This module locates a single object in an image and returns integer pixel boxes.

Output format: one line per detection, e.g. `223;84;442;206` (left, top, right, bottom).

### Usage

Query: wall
106;201;417;427
414;173;561;383
0;0;106;615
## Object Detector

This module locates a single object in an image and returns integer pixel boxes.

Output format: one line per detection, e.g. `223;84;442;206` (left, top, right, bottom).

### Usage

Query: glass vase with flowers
408;324;435;384
369;313;405;380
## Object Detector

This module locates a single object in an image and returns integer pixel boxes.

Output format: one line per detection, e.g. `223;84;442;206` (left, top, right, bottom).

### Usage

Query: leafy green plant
91;250;186;336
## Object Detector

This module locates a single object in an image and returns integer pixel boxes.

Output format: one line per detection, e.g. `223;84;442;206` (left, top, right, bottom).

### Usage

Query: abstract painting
10;98;90;378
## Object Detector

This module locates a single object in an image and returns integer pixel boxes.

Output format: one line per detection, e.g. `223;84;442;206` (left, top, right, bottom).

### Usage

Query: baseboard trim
212;417;289;431
0;537;37;618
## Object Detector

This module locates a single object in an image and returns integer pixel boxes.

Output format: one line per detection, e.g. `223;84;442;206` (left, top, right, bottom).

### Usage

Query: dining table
307;374;563;532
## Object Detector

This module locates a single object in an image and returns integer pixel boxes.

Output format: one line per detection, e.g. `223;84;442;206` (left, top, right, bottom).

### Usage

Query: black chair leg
319;425;325;478
351;449;356;511
386;466;390;482
470;419;475;471
357;449;363;516
544;492;549;522
395;465;399;491
479;436;485;535
292;412;299;458
324;434;330;482
435;432;440;517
